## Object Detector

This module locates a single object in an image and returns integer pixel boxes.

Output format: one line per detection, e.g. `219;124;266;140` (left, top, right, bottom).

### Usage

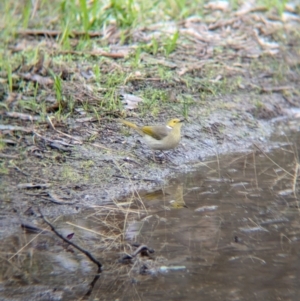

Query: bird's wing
142;125;171;140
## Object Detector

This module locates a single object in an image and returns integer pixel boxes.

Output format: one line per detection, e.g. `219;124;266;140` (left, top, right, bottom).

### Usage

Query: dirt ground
1;2;300;238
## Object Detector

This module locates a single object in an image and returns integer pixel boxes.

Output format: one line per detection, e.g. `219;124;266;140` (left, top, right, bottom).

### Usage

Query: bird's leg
150;151;164;163
152;151;156;162
161;151;171;161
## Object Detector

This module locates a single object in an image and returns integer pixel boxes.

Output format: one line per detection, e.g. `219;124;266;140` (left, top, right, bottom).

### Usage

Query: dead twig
18;73;54;86
75;117;98;123
81;273;101;300
208;17;239;30
1;139;17;145
0;153;19;159
47;116;83;144
235;6;268;16
21;222;50;234
132;244;155;257
38;207;102;272
292;158;299;200
11;162;48;183
90;142;113;151
254;144;294;177
119;244;155;263
113;175;158;182
30;0;40;19
11;162;34;177
6;111;41;121
261;86;294;93
33;131;74;148
17;183;50;189
58;50;127;59
0;124;33;132
17;29;103;38
65;222;119;240
45;191;77;205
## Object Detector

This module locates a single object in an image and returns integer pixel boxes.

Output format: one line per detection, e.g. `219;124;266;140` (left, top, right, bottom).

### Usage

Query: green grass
0;162;9;175
60;165;83;182
5;62;12;93
0;0;289;36
0;0;296;126
258;0;288;15
164;31;179;56
179;94;195;120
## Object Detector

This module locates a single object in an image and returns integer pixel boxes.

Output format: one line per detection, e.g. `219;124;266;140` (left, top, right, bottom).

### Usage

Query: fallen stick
17;29;103;38
38;207;102;272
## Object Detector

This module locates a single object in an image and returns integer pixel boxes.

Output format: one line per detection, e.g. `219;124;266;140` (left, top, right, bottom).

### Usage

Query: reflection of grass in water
81;159;149;253
58;158;151;264
71;193;156;295
254;143;299;203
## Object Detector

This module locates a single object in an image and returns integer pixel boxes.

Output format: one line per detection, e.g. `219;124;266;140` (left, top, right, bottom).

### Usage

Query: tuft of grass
60;165;82;183
164;31;179;56
151;37;159;55
179;94;195;120
139;88;170;116
0;162;9;175
59;23;71;49
101;88;121;112
53;73;63;114
81;160;95;169
157;66;174;82
93;64;101;82
254;99;264;109
229;0;240;10
79;0;90;32
75;39;93;51
258;0;288;16
0;139;6;152
5;62;13;93
166;0;203;19
22;0;32;29
133;46;142;67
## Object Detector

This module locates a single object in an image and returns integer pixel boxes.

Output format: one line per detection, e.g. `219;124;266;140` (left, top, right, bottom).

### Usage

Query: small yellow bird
120;118;184;159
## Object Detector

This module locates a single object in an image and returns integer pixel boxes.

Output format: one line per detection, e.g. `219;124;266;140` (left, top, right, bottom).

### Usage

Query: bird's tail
119;119;139;130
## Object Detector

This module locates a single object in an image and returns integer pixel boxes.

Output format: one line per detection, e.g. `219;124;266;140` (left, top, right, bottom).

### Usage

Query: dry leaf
20;73;53;85
204;1;229;11
120;93;143;110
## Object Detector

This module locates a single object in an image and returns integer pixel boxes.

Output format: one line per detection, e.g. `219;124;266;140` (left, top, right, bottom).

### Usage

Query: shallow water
1;127;300;300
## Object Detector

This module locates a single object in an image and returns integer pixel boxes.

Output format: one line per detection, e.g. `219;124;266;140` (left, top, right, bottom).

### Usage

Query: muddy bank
1;105;299;238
